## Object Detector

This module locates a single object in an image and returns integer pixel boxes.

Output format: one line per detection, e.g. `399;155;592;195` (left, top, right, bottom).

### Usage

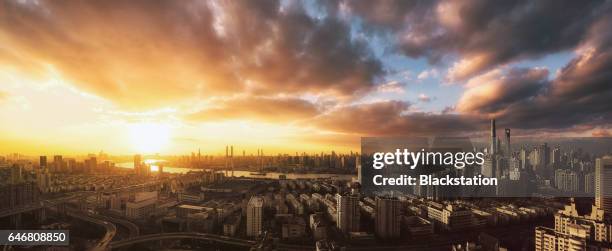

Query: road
67;211;117;251
92;214;139;238
109;232;256;249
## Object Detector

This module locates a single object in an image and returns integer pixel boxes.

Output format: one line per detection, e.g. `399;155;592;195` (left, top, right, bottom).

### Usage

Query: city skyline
3;1;612;250
2;1;612;155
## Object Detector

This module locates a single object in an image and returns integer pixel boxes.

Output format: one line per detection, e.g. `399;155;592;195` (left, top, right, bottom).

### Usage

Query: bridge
93;214;139;238
109;232;256;249
66;211;117;251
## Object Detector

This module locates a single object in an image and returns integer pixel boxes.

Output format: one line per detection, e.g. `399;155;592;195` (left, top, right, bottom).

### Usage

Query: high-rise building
538;144;550;170
555;169;580;193
134;154;142;175
482;156;496;178
39;156;47;169
595;156;612;216
584;172;595;194
10;164;22;184
504;128;511;157
336;193;360;233
84;157;97;173
490;119;497;155
0;181;39;210
520;147;529;171
246;196;263;237
375;197;400;239
357;156;362;185
53;155;63;172
552;146;561;166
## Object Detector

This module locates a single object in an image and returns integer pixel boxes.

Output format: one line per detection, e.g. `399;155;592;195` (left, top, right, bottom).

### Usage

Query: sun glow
128;123;172;154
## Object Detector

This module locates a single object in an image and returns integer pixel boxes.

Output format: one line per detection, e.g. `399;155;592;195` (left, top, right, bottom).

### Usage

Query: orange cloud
0;1;382;109
457;68;548;114
187;96;319;123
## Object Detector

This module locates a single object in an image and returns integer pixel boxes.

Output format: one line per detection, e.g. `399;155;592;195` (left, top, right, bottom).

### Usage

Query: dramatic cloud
457;68;548;114
457;15;612;131
341;0;610;81
0;0;383;108
313;101;482;136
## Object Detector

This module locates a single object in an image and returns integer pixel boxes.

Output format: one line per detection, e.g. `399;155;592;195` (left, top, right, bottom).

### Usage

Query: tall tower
357;155;362;184
246;196;263;237
505;128;511;156
257;149;264;172
490;119;497;155
225;146;229;176
596;156;612;216
230;145;234;177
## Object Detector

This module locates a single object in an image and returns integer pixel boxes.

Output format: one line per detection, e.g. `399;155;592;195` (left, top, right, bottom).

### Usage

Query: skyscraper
490;119;497;155
520;147;528;171
375;197;401;239
551;146;561;166
53;155;63;172
246;196;263;237
595;156;612;216
505;128;511;156
357;155;362;184
336;193;360;233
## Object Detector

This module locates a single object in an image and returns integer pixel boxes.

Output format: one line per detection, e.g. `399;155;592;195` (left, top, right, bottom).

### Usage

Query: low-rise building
126;191;157;219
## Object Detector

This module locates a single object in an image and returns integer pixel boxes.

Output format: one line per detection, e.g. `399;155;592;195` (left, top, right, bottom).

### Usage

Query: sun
128;122;171;154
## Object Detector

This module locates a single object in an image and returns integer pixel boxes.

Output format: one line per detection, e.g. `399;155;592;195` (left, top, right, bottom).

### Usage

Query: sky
1;0;611;155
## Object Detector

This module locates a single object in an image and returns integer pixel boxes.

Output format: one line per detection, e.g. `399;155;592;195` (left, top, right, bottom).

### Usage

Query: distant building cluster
176;148;360;171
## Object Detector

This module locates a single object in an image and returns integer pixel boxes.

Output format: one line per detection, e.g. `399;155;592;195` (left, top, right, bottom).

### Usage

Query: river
116;160;355;180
